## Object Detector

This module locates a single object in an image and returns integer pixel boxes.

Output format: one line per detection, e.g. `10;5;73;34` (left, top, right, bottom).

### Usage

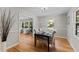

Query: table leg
34;36;36;47
48;37;49;52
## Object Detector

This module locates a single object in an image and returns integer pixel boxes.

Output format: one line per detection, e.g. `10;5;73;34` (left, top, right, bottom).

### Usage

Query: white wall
0;8;2;51
67;8;79;52
37;14;67;38
37;16;48;30
54;14;67;38
0;8;19;51
6;8;19;48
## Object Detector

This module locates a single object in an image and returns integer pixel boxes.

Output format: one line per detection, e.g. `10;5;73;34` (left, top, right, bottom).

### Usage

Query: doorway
20;18;33;35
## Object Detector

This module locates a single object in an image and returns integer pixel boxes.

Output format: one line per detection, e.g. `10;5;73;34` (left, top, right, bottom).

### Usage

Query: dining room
7;7;74;52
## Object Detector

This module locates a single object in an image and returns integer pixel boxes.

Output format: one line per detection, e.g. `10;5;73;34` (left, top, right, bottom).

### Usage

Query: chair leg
53;38;56;51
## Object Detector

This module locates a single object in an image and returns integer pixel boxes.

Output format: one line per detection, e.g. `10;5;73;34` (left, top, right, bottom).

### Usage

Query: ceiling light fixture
41;7;48;13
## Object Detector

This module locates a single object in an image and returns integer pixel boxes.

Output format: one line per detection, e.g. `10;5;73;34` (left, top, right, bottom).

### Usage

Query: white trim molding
6;42;19;50
55;36;67;39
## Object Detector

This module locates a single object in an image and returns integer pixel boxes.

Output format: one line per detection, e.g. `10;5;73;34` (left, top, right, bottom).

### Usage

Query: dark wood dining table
34;32;53;52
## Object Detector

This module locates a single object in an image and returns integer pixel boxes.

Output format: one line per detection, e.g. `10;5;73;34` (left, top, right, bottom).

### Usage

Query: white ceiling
22;7;72;17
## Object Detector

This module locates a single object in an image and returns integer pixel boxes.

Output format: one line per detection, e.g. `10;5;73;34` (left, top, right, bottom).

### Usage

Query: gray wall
37;16;48;30
54;14;67;38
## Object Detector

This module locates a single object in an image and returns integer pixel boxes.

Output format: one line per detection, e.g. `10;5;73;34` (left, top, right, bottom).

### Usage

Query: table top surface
35;32;52;37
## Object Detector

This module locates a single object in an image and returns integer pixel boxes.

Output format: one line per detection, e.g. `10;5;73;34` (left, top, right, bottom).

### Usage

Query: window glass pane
48;19;54;28
25;22;28;28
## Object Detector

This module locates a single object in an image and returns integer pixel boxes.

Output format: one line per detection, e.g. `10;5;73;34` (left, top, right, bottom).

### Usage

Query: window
76;10;79;36
25;22;28;28
22;22;28;28
22;21;32;28
48;19;54;28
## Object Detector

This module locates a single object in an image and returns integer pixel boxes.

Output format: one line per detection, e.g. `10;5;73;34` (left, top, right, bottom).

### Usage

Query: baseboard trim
6;42;19;50
67;38;75;52
55;36;67;39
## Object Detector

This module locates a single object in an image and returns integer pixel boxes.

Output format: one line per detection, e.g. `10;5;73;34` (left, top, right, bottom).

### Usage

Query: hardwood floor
7;33;74;52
